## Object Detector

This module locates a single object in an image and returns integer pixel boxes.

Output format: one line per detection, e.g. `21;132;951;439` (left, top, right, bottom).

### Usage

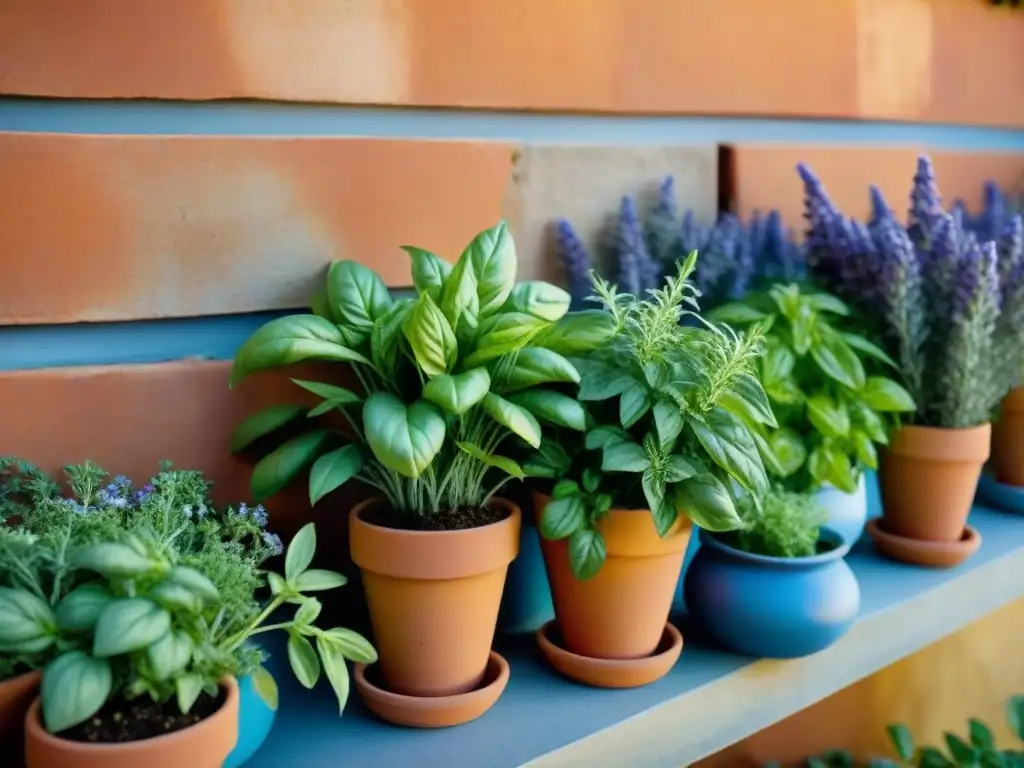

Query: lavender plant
554;176;803;311
799;156;1024;429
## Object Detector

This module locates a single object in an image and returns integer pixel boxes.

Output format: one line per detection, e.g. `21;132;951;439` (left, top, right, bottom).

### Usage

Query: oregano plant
229;221;615;520
522;252;774;579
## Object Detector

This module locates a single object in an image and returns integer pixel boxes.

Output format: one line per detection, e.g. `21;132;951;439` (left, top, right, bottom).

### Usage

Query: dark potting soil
363;504;509;532
57;689;225;744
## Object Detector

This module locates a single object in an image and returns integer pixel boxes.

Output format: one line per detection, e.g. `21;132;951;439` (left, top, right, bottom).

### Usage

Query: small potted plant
800;157;1008;567
13;518;370;767
684;487;860;659
709;283;916;545
230;221;613;725
522;252;772;688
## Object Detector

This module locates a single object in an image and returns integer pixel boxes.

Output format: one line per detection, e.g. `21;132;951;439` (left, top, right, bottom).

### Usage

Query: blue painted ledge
249;505;1024;768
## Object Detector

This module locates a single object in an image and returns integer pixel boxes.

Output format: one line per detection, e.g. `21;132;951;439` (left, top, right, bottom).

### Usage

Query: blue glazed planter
684;526;860;659
816;472;868;545
223;672;277;768
498;522;554;634
977;470;1024;515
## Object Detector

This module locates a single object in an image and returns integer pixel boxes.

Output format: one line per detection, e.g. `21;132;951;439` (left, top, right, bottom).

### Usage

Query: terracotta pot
349;497;520;698
993;388;1024;487
0;670;40;735
25;677;239;768
534;492;692;660
880;423;991;542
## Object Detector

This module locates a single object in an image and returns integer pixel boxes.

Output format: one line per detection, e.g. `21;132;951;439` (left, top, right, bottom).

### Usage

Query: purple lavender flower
797;162;839;254
980;181;1007;243
135;483;154;503
617;195;659;294
997;215;1024;300
181;504;194;520
61;498;87;515
647;176;679;264
237;502;249;517
554;218;593;310
262;531;284;556
907;156;943;248
679;209;706;255
250;504;269;528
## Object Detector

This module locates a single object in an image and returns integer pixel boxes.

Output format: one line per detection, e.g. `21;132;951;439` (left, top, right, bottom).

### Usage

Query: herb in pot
725;488;828;559
708;283;915;494
229;221;615;529
523;251;773;579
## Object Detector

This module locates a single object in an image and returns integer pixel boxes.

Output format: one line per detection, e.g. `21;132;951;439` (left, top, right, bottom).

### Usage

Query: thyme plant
523;252;774;578
230;221;615;521
727;488;828;559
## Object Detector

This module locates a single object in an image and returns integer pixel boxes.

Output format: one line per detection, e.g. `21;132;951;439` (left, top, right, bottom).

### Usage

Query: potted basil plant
522;252;773;688
709;283;915;544
12;519;370;768
229;221;614;726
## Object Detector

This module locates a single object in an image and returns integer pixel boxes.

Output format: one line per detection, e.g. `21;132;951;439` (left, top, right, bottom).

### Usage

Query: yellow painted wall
695;598;1024;767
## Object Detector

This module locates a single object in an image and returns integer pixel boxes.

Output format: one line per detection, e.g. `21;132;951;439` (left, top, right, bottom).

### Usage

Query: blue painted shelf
248;505;1024;768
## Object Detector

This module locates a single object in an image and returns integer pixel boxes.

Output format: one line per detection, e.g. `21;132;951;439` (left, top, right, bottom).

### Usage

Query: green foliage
796;696;1024;767
524;251;773;579
710;284;915;494
726;488;828;559
0;461;373;731
230;221;615;519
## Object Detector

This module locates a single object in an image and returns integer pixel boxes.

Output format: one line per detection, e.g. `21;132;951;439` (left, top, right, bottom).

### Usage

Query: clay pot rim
700;525;852;568
0;669;41;687
25;676;239;752
353;650;509;708
888;422;992;463
1003;386;1024;412
866;518;981;567
351;495;517;539
536;620;682;666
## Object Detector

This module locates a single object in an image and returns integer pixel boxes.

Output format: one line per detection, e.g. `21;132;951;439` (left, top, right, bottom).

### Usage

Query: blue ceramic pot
498;522;554;634
816;472;868;545
223;672;277;768
684;526;860;659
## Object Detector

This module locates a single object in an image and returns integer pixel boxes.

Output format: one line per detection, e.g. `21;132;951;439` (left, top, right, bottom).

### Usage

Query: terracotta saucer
866;519;981;568
354;651;509;728
536;620;683;689
976;471;1024;515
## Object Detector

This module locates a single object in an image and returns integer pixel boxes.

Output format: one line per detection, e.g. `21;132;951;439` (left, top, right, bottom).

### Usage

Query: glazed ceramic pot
993;388;1024;487
349;497;520;698
0;670;40;735
535;492;691;660
684;527;860;658
497;520;554;635
24;677;238;768
816;472;868;546
880;423;990;542
223;673;276;768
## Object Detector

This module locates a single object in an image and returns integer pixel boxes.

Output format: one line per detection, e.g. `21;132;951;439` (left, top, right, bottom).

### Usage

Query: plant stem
222;595;285;652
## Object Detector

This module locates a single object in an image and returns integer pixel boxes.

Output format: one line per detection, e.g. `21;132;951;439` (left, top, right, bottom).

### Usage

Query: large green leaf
810;329;866;390
653;401;685;447
0;587;56;653
619;383;652;428
676;474;743;532
363;394;446;478
370;298;414;374
230;315;371;388
481;393;542;448
840;332;896;367
41;651;112;733
719;372;777;428
862;377;916;412
806;394;851;438
326;260;393;330
464;313;548;367
309;286;337;322
285;523;317;581
466;221;517;317
768;428;808;476
808;445;857;492
93;598;171;658
531;310;617;356
568;529;606;580
502;348;580;392
230;404;308;453
316;634;351;715
507;281;571;322
55;584;114;635
689;406;768;498
288;633;321;689
849;399;890;444
250;430;330;501
706;302;770;324
575;359;637;401
456;441;524;480
762;343;796;386
601;441;650;473
146;630;193;681
438;248;479;335
507;389;587;431
422;368;491;415
539;496;586;540
403;293;457;376
402;246;451;301
308;445;362;505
